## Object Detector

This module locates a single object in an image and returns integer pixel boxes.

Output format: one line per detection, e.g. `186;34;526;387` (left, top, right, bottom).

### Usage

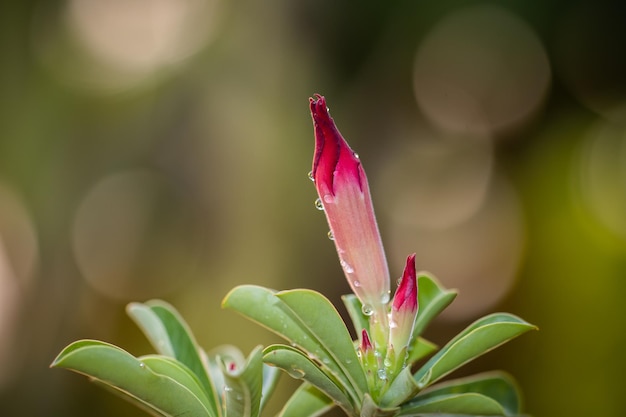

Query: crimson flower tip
361;329;373;352
393;254;418;313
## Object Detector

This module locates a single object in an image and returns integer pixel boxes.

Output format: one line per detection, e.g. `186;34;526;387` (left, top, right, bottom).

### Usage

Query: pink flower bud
388;254;418;357
309;94;390;314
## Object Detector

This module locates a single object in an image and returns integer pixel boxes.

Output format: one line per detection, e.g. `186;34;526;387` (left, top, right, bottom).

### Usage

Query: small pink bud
361;329;373;352
392;254;418;314
388;254;418;364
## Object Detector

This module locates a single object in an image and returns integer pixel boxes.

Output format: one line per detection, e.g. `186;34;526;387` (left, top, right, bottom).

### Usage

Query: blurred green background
1;0;625;416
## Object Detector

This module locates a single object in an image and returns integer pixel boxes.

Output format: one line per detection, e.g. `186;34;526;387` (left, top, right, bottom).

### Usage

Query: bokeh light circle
0;181;39;388
377;137;524;320
413;5;551;136
33;0;221;93
577;121;626;241
72;169;203;300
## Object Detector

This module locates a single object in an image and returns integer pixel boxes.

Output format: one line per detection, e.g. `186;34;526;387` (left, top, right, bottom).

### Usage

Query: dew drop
353;280;361;288
377;369;387;380
381;292;390;304
389;320;398;329
396;277;402;286
314;198;324;210
340;259;354;273
353;152;360;159
224;386;233;392
383;358;392;368
323;194;334;204
289;367;306;379
139;363;145;368
327;231;334;241
361;304;374;316
307;171;315;182
322;358;330;364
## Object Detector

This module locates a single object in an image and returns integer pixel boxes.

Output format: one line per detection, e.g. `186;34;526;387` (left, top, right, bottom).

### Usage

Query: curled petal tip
361;329;373;352
393;254;418;313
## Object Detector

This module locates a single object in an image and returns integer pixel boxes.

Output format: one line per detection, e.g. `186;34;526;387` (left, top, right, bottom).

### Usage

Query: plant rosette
222;95;536;417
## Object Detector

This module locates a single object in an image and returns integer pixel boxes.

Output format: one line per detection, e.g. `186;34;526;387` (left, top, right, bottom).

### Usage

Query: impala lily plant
52;94;535;417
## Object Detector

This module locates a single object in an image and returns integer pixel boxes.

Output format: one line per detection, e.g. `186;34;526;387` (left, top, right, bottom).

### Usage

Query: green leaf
127;300;217;410
411;274;457;339
51;340;212;417
361;394;400;417
222;345;264;417
413;313;537;389
264;344;354;415
414;371;521;416
277;383;335;417
260;364;281;412
140;355;216;413
379;366;420;408
406;337;438;365
277;290;367;397
222;286;366;404
341;294;369;336
398;392;506;416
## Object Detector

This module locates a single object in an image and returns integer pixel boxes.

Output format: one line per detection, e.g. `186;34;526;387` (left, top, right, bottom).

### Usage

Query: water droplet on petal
340;259;354;273
381;291;390;304
327;231;334;241
314;198;324;210
396;277;402;286
353;280;361;287
389;320;398;329
362;304;374;316
323;194;334;204
353;152;360;159
307;171;315;182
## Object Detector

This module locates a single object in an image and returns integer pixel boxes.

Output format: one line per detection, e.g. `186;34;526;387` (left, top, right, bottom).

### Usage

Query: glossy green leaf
264;344;354;415
413;313;536;389
379;366;420;408
405;337;438;365
398;392;506;416
51;340;211;417
222;345;264;417
414;371;520;416
140;355;215;414
260;364;281;412
277;290;367;397
277;383;335;417
361;394;400;417
411;274;457;339
223;286;366;404
127;300;216;408
341;294;369;336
